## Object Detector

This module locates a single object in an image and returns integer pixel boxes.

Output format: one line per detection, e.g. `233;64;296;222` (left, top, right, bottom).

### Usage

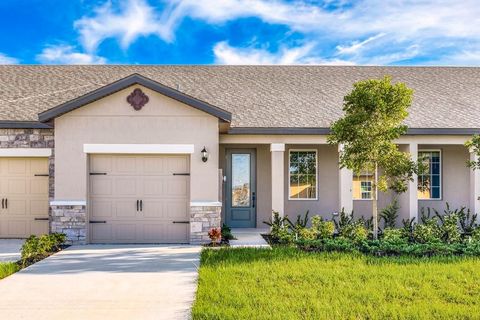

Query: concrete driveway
0;239;23;262
0;245;201;320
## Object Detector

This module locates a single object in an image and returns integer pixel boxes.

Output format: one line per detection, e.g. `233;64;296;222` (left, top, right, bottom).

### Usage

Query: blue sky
1;0;479;65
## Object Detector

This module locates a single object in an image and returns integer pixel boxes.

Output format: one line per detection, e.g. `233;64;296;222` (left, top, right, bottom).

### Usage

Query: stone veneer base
50;205;87;245
190;205;221;244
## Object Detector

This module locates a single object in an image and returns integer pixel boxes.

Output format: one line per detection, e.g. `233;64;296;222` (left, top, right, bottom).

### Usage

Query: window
353;170;375;200
418;150;441;200
289;150;317;200
231;154;251;207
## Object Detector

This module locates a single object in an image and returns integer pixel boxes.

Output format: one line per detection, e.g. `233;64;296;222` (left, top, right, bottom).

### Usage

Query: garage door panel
30;200;49;216
166;179;189;197
115;223;137;241
6;159;27;175
90;199;113;219
6;199;27;216
142;178;165;196
115;200;137;218
167;224;189;243
30;220;49;236
90;178;112;196
0;158;49;238
89;154;189;244
30;179;49;194
115;156;138;174
115;178;138;196
166;156;188;174
90;224;113;242
166;201;189;219
7;179;27;194
30;159;49;174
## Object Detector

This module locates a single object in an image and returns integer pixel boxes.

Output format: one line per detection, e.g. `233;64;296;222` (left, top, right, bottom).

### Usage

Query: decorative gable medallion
126;88;149;111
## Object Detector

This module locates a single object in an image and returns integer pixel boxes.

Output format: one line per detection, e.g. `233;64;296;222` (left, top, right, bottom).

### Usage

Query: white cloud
336;33;386;55
75;0;178;52
70;0;480;65
0;53;19;64
213;41;354;65
36;45;107;64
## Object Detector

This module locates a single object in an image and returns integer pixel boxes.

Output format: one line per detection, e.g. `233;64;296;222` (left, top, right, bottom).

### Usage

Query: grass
0;262;20;280
192;247;480;320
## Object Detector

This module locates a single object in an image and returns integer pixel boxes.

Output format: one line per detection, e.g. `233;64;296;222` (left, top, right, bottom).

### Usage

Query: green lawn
192;248;480;320
0;262;20;280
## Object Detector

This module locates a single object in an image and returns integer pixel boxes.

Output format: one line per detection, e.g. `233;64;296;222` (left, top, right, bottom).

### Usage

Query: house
0;65;479;244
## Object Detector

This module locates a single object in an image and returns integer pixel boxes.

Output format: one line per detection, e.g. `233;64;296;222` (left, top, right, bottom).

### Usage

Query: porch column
407;142;418;220
338;144;353;213
271;143;285;217
469;151;480;215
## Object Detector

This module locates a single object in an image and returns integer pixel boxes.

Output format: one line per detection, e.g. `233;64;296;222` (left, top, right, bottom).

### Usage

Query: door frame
225;148;257;228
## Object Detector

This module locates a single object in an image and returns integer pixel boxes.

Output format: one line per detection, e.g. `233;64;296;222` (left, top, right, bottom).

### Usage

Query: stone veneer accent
50;205;87;244
190;205;221;244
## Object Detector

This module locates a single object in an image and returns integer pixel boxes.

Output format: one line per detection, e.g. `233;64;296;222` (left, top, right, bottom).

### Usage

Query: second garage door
89;154;190;244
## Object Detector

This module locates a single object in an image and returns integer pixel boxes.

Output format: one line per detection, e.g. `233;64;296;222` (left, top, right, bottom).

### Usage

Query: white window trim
288;149;318;201
83;144;195;154
352;169;378;201
418;149;442;201
0;148;52;157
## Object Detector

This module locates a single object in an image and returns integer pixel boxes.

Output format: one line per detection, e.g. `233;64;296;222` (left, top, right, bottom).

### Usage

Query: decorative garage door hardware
173;173;190;176
89;220;107;224
89;172;107;175
1;198;7;209
34;173;49;177
34;218;49;221
136;200;143;212
127;88;149;110
172;221;190;224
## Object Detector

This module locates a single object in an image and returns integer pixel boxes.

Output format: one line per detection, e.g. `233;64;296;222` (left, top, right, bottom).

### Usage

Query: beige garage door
89;154;190;243
0;158;50;238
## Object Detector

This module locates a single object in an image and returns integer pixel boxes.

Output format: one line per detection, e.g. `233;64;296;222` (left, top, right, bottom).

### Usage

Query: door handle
5;198;7;209
252;192;256;208
136;200;139;212
140;200;143;211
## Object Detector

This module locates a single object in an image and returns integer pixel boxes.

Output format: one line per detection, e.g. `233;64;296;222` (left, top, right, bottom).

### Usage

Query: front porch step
229;228;271;248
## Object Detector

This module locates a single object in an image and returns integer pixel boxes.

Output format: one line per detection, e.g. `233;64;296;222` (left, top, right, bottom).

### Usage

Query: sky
1;0;480;66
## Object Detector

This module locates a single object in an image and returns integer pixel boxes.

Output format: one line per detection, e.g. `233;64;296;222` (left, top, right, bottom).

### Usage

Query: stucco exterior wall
54;85;220;203
284;144;339;220
219;144;272;227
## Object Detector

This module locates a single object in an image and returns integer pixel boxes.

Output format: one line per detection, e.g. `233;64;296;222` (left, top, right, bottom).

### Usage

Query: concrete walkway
0;239;24;262
0;245;201;320
230;228;270;248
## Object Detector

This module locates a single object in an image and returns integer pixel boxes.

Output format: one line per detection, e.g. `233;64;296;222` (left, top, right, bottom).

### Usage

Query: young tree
466;135;480;170
328;76;418;239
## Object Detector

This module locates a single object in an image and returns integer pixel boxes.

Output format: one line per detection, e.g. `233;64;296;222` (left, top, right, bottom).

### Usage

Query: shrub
333;208;355;235
286;211;310;237
264;211;288;241
311;216;335;239
380;200;399;229
436;212;461;244
339;222;368;242
208;228;222;246
382;228;408;245
221;224;235;241
21;233;66;267
401;217;416;242
457;207;478;237
413;208;441;244
471;228;480;242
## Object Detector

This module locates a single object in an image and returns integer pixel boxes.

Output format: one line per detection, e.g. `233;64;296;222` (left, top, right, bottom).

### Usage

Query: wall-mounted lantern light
201;146;209;163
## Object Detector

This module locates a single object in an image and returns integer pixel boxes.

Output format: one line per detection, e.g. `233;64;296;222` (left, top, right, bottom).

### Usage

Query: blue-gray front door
225;149;256;228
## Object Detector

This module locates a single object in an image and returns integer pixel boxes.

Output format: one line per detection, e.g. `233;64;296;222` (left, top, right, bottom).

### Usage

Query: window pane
231;154;250;207
417;150;441;199
289;151;317;199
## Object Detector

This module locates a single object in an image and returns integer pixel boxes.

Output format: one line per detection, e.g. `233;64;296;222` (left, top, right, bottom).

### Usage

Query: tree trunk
372;163;379;239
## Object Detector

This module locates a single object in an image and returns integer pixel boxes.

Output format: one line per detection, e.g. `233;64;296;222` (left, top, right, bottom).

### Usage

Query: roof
37;74;231;123
0;65;479;132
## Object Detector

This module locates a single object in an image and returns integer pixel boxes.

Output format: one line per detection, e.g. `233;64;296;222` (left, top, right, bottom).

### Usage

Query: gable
38;73;231;123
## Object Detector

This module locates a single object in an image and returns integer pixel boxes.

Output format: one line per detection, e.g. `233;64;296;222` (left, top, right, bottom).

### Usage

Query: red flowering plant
208;227;222;246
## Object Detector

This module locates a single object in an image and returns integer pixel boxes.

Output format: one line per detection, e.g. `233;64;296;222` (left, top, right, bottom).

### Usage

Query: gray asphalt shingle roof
0;65;479;129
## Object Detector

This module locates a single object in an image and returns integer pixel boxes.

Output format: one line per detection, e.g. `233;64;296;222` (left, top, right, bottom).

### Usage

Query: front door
225;149;256;228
